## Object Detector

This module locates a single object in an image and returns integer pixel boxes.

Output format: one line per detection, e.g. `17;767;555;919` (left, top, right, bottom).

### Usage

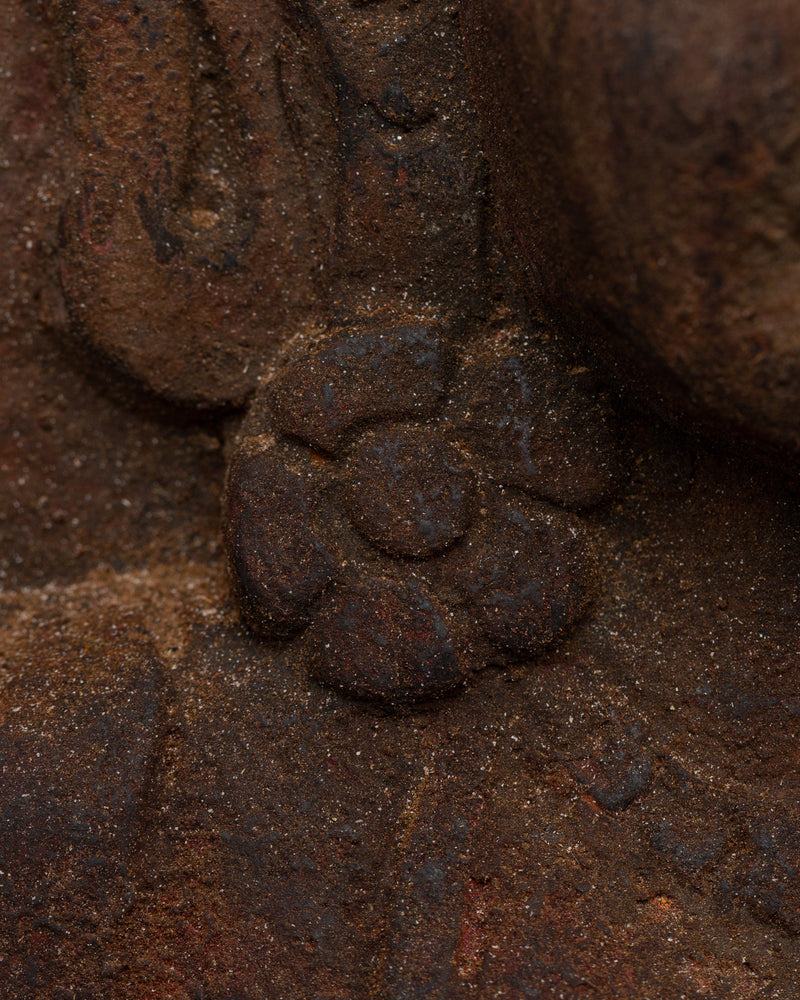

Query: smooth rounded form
268;326;449;454
449;330;625;508
460;499;596;656
225;452;335;638
306;577;467;702
465;0;800;456
345;426;472;558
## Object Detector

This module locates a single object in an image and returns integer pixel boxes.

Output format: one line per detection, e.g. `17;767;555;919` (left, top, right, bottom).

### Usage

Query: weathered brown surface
2;1;800;998
3;416;800;997
208;0;617;702
55;0;334;406
53;0;484;409
55;0;325;407
465;0;800;458
225;321;610;703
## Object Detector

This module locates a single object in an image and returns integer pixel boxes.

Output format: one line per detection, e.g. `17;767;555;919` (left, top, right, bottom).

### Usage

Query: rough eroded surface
2;1;800;997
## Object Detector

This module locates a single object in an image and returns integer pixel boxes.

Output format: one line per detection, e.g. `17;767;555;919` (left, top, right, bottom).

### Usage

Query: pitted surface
224;320;612;703
2;1;800;997
345;426;472;559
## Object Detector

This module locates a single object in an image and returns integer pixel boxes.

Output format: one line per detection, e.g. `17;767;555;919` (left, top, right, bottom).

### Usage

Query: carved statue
51;0;800;703
468;0;800;457
54;0;624;702
3;2;800;996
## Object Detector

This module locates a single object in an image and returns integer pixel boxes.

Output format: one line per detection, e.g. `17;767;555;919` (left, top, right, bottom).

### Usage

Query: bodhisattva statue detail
52;0;799;702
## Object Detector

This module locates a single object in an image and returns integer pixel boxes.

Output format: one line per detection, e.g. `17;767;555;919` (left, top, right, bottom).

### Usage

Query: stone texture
2;2;800;998
465;0;800;458
0;607;162;998
55;0;324;408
